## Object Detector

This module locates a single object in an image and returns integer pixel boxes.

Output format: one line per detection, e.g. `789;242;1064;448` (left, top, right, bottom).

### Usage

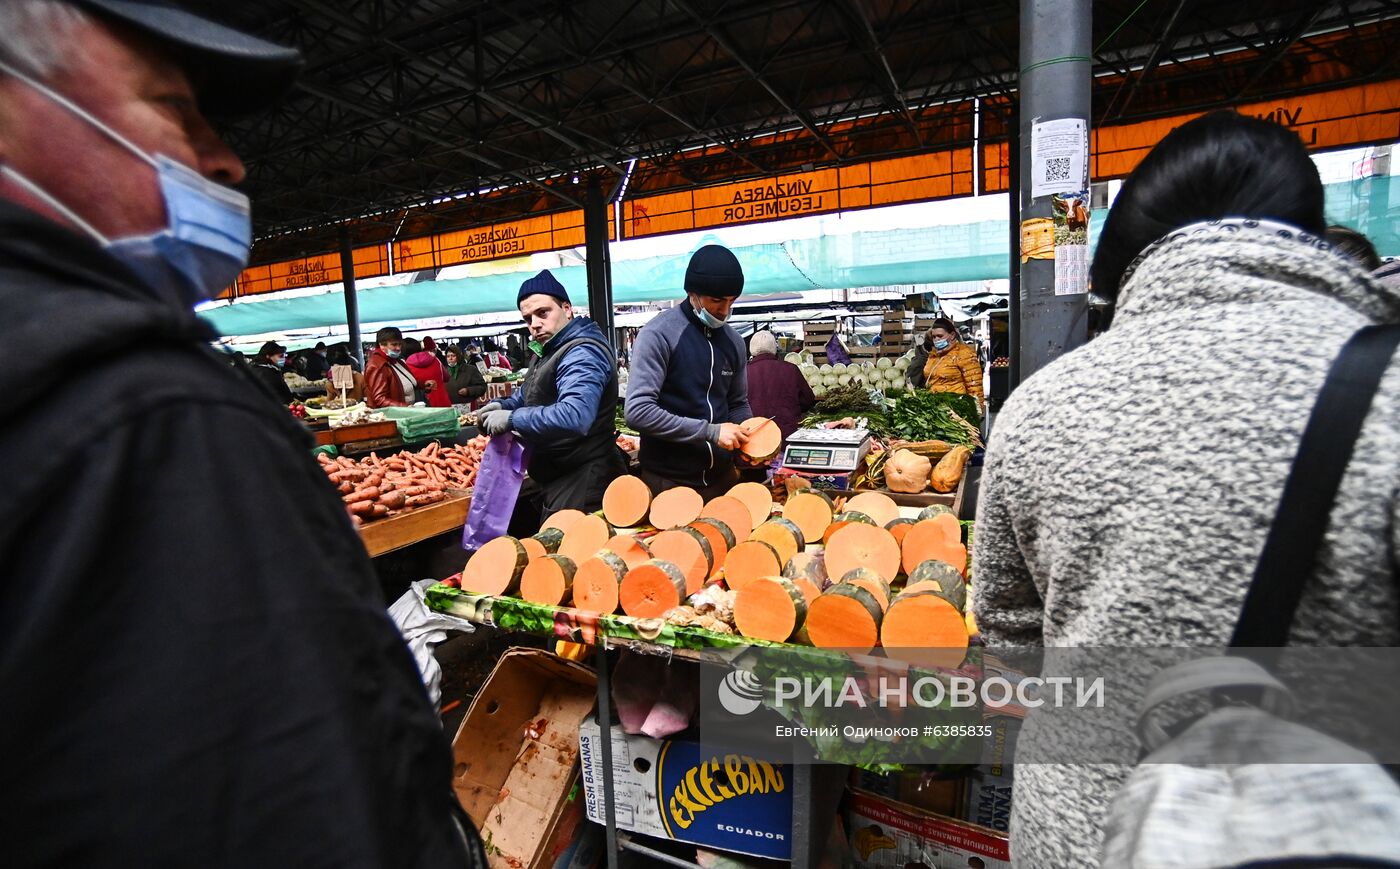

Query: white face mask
0;61;251;309
692;301;725;329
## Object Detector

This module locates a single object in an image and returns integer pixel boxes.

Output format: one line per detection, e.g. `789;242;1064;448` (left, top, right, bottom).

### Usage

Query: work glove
477;401;503;416
481;408;514;436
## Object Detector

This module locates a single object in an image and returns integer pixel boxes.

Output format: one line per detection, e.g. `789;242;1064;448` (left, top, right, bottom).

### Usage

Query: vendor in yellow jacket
906;317;984;409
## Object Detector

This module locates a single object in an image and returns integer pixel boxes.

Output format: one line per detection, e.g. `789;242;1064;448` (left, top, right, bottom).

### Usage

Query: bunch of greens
891;390;983;447
810;383;883;416
799;383;895;435
614;402;637;435
929;391;982;428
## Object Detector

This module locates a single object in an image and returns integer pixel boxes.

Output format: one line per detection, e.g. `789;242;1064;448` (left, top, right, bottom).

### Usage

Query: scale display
780;427;872;473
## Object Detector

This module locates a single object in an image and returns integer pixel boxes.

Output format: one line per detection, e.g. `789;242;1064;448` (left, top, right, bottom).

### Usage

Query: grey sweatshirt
624;303;752;485
972;221;1400;867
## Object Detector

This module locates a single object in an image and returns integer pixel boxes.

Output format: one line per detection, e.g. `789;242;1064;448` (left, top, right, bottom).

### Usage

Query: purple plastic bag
461;433;528;551
825;333;852;366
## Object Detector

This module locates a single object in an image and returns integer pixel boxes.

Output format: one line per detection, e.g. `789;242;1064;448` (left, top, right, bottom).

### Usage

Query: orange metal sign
392;210;589;272
229;243;390;298
225;210;597;298
624;149;975;239
982;79;1400;193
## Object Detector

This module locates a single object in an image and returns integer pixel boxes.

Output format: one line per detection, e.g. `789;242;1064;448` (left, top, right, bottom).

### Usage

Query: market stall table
359;489;472;557
425;585;850;869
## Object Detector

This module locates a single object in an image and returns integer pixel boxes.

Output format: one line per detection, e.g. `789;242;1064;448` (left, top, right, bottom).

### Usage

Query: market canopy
211;1;1399;286
201;219;1011;336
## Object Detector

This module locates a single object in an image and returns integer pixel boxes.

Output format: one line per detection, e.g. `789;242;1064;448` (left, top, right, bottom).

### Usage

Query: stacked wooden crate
880;311;912;356
803;319;838;364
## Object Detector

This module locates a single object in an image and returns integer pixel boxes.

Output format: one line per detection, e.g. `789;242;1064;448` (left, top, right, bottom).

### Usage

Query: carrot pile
458;477;978;667
319;435;488;526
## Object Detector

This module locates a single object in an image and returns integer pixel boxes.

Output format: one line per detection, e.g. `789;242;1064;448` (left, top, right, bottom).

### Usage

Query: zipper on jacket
703;332;716;487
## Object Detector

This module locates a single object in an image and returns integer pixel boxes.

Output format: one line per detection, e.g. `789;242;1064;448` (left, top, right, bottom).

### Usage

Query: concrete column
1017;0;1091;382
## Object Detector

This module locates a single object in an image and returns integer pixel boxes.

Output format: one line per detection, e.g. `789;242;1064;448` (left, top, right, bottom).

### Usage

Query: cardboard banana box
845;788;1009;869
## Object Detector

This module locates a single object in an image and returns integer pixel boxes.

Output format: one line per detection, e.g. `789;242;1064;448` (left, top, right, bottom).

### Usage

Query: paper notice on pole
1031;118;1087;199
1051;191;1090;295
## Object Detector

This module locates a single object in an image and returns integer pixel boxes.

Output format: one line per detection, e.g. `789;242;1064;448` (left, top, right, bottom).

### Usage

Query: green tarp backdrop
202;178;1399;338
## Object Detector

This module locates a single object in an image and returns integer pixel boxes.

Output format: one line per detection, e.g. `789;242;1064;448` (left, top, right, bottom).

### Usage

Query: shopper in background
445;343;487;405
405;336;450;407
250;340;294;404
1326;224;1383;272
625;244;753;499
746;329;815;443
0;2;483;865
304;340;331;380
972;110;1400;868
421;334;443;364
465;340;487;374
478;269;623;518
506;332;529;369
906;316;983;410
364;326;418;408
742;329;813;482
480;337;512;371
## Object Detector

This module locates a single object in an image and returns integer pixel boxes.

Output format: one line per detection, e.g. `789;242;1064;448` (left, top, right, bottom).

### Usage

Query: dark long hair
1091;111;1325;302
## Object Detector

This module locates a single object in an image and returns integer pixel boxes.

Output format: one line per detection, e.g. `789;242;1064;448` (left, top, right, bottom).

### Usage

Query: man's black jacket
0;201;479;867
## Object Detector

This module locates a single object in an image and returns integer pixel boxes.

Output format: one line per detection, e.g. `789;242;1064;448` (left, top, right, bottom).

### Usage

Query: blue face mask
275;357;286;368
693;301;726;329
0;61;251;309
386;349;402;359
932;339;951;351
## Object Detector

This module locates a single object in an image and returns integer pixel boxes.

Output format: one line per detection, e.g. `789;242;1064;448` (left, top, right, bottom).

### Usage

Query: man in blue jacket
625;244;754;499
478;270;623;515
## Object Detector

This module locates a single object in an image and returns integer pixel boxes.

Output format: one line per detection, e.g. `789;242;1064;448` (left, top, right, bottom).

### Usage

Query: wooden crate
803;320;838;363
359;489;472;557
314;419;400;447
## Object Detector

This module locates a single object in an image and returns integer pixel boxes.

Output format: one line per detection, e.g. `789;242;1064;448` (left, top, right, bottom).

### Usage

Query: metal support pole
1007;98;1022;392
594;642;620;869
339;229;363;367
585;182;616;350
1017;0;1091;381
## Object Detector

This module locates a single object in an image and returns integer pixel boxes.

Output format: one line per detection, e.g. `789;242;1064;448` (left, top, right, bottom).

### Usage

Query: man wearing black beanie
477;269;624;518
625;244;755;499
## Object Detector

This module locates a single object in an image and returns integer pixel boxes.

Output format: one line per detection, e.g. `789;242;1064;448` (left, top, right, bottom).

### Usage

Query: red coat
364;348;410;408
406;352;451;407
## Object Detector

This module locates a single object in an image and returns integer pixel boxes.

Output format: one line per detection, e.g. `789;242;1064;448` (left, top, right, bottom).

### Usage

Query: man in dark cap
477;269;623;520
0;3;483;865
305;339;331;380
625;244;754;499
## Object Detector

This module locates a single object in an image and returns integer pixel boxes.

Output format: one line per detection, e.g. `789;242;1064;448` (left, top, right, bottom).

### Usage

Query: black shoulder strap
1231;324;1400;648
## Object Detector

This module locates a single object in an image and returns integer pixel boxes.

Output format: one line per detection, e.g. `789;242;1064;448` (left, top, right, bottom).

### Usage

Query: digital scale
780;426;872;474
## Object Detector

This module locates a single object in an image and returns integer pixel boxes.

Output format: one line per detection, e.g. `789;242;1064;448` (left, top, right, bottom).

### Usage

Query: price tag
330;364;355;389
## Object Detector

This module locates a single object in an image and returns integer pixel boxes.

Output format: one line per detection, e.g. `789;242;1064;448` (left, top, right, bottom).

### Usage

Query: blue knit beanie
517;270;570;306
684;244;745;297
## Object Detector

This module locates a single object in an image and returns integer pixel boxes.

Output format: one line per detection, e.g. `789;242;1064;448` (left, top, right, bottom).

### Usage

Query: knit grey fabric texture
972;223;1400;868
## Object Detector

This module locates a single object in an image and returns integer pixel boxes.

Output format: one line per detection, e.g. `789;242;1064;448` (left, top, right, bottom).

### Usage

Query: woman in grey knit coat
972;112;1400;867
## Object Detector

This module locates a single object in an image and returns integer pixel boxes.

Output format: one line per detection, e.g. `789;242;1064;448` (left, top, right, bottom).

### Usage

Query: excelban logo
717;670;765;715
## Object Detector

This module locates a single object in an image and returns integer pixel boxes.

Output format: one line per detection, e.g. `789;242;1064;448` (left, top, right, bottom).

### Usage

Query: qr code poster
1030;117;1087;198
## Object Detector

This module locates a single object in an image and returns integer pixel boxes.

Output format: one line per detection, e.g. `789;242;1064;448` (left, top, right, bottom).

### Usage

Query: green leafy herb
928;391;982;428
890;391;983;447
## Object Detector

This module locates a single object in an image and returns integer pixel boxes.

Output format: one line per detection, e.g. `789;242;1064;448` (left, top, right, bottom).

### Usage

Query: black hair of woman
1091;110;1325;304
401;337;422;356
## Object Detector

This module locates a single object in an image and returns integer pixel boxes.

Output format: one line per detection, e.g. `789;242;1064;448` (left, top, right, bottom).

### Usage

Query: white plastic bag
387;579;473;709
